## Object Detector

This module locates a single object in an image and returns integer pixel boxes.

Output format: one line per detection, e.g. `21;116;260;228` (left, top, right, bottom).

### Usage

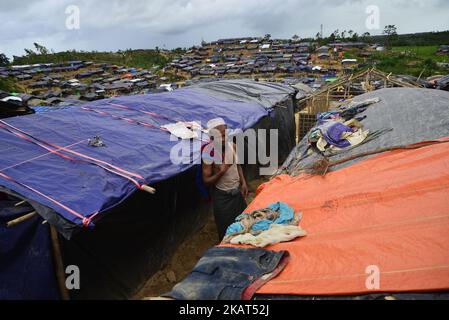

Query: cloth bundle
230;224;307;248
223;202;307;248
308;118;369;152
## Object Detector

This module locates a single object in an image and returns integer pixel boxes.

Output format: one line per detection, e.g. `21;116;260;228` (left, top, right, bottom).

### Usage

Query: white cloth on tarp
230;224;307;248
162;121;202;140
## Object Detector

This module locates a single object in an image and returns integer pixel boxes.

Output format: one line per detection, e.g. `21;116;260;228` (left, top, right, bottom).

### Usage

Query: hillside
11;49;171;70
367;30;449;47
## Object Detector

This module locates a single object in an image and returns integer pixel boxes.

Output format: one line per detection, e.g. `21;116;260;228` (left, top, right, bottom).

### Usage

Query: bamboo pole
6;211;37;228
50;225;70;301
14;200;27;207
141;185;156;194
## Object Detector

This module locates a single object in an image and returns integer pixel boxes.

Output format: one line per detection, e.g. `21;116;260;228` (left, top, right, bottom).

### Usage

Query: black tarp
0;100;35;119
0;196;60;300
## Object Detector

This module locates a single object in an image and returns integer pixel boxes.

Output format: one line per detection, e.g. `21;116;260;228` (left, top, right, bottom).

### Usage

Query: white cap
207;118;226;132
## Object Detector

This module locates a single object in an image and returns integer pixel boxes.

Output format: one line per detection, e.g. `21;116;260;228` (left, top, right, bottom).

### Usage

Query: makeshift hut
0;79;296;300
296;68;422;140
167;88;449;300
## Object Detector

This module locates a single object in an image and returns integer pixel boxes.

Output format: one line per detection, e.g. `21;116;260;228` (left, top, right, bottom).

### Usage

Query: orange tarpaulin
237;140;449;296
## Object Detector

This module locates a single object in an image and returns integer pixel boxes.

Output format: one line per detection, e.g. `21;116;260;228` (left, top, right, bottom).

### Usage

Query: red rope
0;171;95;227
0;123;77;162
0;119;156;226
107;102;178;122
81;106;169;132
0;119;145;182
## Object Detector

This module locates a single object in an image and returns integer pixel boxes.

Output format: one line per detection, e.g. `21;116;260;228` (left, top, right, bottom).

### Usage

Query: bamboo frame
6;211;37;228
50;225;70;300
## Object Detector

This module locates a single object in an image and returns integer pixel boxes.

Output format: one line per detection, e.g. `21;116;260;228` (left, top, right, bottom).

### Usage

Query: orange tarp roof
234;139;449;296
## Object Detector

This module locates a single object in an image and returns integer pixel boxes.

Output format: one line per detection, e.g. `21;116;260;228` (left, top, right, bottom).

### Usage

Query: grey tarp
190;79;296;110
280;88;449;175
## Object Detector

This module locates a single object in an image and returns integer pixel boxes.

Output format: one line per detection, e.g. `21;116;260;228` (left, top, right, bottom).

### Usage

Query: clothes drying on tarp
223;202;305;247
309;97;381;152
230;224;307;248
309;119;369;152
316;97;380;123
165;247;290;300
281;88;449;177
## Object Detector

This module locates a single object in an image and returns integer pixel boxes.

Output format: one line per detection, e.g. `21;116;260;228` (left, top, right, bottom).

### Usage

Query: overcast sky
1;0;448;58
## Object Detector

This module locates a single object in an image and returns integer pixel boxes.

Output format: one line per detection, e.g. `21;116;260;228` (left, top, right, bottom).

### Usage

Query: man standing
202;118;248;240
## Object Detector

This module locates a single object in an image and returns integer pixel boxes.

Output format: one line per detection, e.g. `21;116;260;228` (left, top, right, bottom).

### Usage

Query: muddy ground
135;178;265;299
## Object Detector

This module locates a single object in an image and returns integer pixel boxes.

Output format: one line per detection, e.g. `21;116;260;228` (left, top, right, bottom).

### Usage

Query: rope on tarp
0;120;156;222
0;139;87;173
0;171;94;227
0;119;145;179
106;102;183;123
81;106;170;132
86;104;210;143
0;122;145;188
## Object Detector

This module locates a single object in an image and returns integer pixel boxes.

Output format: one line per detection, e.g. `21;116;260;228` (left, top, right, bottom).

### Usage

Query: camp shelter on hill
296;68;423;141
0;79;296;300
168;88;449;300
0;100;35;119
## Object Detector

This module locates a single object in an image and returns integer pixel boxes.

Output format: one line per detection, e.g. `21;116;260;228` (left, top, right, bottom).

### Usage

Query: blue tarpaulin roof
0;82;292;229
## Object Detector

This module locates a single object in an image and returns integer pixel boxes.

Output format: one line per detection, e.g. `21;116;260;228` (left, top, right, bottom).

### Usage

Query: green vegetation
369;30;449;47
318;28;449;48
12;43;171;70
0;77;22;93
0;53;10;67
383;25;398;49
339;43;449;77
391;46;449;62
370;46;448;77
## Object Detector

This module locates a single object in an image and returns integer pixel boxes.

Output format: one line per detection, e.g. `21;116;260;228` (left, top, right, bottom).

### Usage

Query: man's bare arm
202;162;230;187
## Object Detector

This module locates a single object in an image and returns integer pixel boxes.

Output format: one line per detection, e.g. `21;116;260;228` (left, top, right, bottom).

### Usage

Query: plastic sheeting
213;88;449;297
237;139;449;296
0;82;294;233
281;88;449;174
0;197;60;300
61;166;212;299
191;79;295;110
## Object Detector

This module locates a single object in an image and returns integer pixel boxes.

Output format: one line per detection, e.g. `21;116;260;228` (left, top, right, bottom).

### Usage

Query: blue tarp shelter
0;79;296;299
